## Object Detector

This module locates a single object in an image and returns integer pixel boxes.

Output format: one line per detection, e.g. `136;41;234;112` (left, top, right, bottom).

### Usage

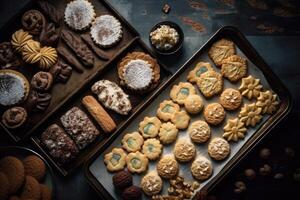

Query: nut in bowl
149;21;184;55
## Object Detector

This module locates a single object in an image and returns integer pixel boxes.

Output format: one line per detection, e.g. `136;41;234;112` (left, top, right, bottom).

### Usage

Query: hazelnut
259;148;271;159
244;168;256;180
274;173;284;179
284;147;295;157
121;186;142;200
259;164;272;176
234;181;246;194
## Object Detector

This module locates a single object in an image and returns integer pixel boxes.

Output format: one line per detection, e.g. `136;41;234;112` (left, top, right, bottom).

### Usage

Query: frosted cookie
126;151;148;174
174;139;196;162
104;148;127;172
142;138;162;160
188;120;211;143
197;71;223;98
122;132;144;152
208;38;235;67
191;156;213;181
184;94;204;114
90;15;122;48
187;61;213;83
141;171;163;196
171;110;190;129
158;122;178;144
64;0;96;31
220;88;242;111
170;82;196;105
256;90;279;114
239;103;262;127
221;55;247;82
223;118;247;142
139;116;161;138
157;100;180;121
208;137;230;161
156;155;179;179
204;103;226;126
239;75;263;100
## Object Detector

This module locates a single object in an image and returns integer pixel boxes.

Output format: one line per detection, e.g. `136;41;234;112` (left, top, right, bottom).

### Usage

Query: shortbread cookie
223;118;247;142
171;110;190;129
220;88;242;111
208;38;235;67
158;122;178;144
139;116;161;138
208;137;230;161
187;61;213;83
221;55;247;82
188;120;211;143
256;90;279;114
170;82;196;105
204;103;226;125
157;100;180;121
104;148;127;172
126;151;148;174
142;138;162;160
11;29;33;52
197;71;223;98
174;139;196;162
141;171;163;196
122;132;144;152
239;75;263;100
191;156;213;181
184;94;204;114
156;155;179;179
239;103;262;127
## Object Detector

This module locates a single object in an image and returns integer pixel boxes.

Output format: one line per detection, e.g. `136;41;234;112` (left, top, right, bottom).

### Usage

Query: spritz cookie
126;151;148;174
256;90;279;114
187;61;213;83
208;38;235;67
141;171;163;196
157;100;180;121
174;139;196;162
142;138;162;160
170;82;196;105
184;94;204;114
171;110;190;129
223;118;247;142
139;116;161;138
239;103;262;127
197;71;223;98
208;137;230;161
156;155;179;179
220;88;242;111
239;75;263;100
158;122;178;144
104;148;127;172
188;120;211;143
191;156;213;181
221;55;247;82
204;103;226;126
122;132;144;152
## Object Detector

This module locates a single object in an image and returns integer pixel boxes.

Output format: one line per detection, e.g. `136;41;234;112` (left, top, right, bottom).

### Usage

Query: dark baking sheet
0;0;139;142
84;26;291;199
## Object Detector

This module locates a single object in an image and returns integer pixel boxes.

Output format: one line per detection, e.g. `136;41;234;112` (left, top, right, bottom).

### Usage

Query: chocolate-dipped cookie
49;59;72;83
21;10;45;35
25;90;51;112
39;23;59;47
2;107;27;129
37;0;62;26
31;71;53;92
0;42;22;69
57;46;84;73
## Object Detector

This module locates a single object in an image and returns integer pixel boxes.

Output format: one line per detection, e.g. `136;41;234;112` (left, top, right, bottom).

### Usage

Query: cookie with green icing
104;148;127;172
139;116;161;138
142;138;162;160
126;151;148;173
170;82;196;105
157;100;180;121
122;132;144;152
187;61;213;83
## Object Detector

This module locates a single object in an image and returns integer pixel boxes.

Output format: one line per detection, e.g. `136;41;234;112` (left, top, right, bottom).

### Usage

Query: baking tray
84;26;291;199
0;0;139;142
30;37;171;176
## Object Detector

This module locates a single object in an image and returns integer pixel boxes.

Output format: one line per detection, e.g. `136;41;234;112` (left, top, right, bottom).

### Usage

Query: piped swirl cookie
122;132;144;153
256;90;279;114
239;103;262;127
208;38;235;67
239;75;263;100
170;82;196;105
197;71;223;98
157;100;180;121
139;116;161;138
221;55;247;82
187;61;213;83
104;148;127;172
223;118;247;142
126;151;149;174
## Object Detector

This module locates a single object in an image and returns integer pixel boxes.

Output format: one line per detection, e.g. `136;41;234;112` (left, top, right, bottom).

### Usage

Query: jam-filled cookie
187;61;213;83
157;100;180;121
126;151;149;174
122;132;144;152
104;148;127;172
170;82;196;105
139;116;161;138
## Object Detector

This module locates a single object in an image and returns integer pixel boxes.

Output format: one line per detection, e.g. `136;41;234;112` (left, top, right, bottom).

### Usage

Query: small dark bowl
149;21;184;55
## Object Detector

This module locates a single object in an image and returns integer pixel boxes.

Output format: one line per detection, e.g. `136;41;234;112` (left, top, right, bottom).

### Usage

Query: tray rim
83;25;292;199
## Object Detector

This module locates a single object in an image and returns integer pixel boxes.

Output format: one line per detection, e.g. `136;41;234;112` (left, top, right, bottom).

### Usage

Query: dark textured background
0;0;300;199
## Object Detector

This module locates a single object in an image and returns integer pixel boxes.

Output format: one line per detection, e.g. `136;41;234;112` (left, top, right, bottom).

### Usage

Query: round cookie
31;71;53;92
170;82;196;105
156;155;179;179
187;61;213;83
40;184;52;200
22;10;45;35
197;71;223;98
208;137;230;161
112;170;133;191
142;138;162;160
220;88;242;111
126;151;148;174
204;103;225;126
2;107;27;129
171;110;190;130
191;156;213;181
184;94;204;114
139;116;161;138
158;122;178;144
23;155;46;182
208;38;235;67
174;139;196;162
20;176;41;200
157;100;180;121
11;29;33;52
122;186;142;200
0;172;9;200
122;132;144;152
104;148;127;172
188;120;211;143
141;171;163;196
221;55;247;82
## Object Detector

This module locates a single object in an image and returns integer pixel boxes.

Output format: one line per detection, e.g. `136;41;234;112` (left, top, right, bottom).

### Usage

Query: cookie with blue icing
104;148;127;172
170;82;196;105
122;132;144;153
157;100;180;121
139;116;161;138
187;61;213;83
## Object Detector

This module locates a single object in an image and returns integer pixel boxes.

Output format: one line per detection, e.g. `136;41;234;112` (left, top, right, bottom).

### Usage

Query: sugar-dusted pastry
157;100;180;121
11;29;33;52
220;88;242;111
256;90;279;114
126;151;148;174
171;110;190;129
197;71;223;98
156;155;179;179
174;139;196;162
208;137;230;161
21;40;41;64
187;61;213;83
31;71;53;92
39;46;58;70
21;10;45;35
239;75;263;100
191;156;213;181
223;118;247;142
0;42;22;69
90;15;122;48
142;138;162;160
122;132;144;152
50;59;72;83
25;90;51;112
104;148;127;172
91;80;132;115
82;95;116;133
60;107;100;149
139;116;161;138
141;171;163;196
170;82;196;105
184;94;204;114
158;122;178;144
2;107;27;129
239;103;262;127
221;55;247;82
64;0;96;31
204;103;226;126
188;120;211;143
208;38;235;67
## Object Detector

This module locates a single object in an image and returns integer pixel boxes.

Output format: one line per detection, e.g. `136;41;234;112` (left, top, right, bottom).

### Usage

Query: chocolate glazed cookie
0;42;22;69
25;90;51;112
49;59;72;83
21;10;45;35
31;72;53;92
39;23;59;47
2;107;27;129
37;0;62;26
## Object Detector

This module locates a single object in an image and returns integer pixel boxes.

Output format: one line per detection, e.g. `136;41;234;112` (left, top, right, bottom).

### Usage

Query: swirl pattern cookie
204;103;226;126
39;46;58;70
11;29;33;52
26;90;51;112
239;75;263;100
174;139;196;162
31;72;53;91
184;94;203;114
2;107;27;129
220;88;242;111
141;171;163;196
171;110;190;129
126;151;148;174
197;71;223;98
208;38;235;67
208;137;230;161
158;122;178;144
21;40;41;64
221;55;247;82
187;61;213;83
188;120;211;143
50;60;72;83
21;10;45;35
223;118;247;142
256;90;279;114
191;156;213;181
104;148;127;172
170;82;196;105
239;103;262;127
142;138;162;160
156;155;179;179
122;132;144;153
157;100;180;121
139;116;161;138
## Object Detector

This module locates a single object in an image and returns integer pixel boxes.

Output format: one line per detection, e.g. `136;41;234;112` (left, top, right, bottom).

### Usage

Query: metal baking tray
30;37;171;176
84;26;291;199
0;0;139;142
